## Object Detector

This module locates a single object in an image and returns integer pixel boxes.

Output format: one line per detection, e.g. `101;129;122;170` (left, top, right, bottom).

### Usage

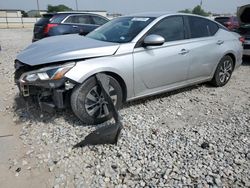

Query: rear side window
64;15;92;24
148;16;185;42
91;16;108;25
78;15;92;24
50;14;67;23
188;16;219;38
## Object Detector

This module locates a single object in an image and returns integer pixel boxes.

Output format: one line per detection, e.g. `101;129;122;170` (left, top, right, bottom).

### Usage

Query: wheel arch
225;53;236;70
76;70;128;102
104;71;127;102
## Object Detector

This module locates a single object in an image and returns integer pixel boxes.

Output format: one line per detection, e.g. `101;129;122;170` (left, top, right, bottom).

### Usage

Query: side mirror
143;34;165;46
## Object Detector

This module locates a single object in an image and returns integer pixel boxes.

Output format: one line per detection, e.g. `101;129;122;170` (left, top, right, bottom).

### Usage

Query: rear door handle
72;25;78;28
216;40;224;45
179;49;189;55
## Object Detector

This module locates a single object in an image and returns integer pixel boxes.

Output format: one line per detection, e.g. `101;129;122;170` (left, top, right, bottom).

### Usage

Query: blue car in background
32;12;109;42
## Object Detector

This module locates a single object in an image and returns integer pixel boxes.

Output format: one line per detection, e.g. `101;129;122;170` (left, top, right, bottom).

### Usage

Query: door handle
179;49;189;55
216;40;224;45
72;25;78;28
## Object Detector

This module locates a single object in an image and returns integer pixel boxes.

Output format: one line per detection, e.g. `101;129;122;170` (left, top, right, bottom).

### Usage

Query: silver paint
17;13;243;102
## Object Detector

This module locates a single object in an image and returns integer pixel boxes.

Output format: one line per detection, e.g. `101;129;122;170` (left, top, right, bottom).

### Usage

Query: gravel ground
0;29;250;188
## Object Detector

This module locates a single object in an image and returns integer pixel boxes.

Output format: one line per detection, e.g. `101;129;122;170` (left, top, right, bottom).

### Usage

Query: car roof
128;12;173;18
42;12;106;17
125;12;212;19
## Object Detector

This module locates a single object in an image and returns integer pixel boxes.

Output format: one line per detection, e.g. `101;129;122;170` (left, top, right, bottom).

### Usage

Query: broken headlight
20;62;75;83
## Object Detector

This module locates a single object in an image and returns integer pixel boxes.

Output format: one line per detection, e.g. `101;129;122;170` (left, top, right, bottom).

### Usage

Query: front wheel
71;75;123;125
211;55;234;87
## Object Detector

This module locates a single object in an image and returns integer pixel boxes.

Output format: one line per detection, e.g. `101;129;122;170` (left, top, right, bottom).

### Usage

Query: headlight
20;62;75;83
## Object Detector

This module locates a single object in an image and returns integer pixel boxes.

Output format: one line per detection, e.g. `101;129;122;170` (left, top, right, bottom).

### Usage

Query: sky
0;0;249;14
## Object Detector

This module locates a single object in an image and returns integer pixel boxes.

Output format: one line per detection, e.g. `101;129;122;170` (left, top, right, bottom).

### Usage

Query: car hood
16;34;120;66
237;4;250;25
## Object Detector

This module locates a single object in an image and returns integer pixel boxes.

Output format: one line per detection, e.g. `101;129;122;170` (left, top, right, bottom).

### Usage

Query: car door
133;16;191;97
184;16;222;80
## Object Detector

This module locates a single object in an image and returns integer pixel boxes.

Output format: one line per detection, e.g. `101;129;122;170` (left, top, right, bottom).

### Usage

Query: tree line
22;4;211;17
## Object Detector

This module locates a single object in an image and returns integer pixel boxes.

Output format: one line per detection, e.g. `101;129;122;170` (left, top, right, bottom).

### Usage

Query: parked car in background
15;13;243;124
237;4;250;56
214;16;239;31
32;12;109;42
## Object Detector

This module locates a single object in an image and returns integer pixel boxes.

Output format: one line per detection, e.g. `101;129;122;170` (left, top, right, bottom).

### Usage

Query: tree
178;5;211;17
21;10;28;17
192;5;210;16
178;9;192;14
47;4;73;13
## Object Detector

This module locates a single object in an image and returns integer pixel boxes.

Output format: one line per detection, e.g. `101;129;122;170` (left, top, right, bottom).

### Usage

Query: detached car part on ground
237;4;250;56
15;13;243;125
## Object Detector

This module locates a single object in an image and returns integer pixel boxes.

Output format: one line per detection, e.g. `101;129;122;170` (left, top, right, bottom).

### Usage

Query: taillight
44;23;58;34
239;36;245;43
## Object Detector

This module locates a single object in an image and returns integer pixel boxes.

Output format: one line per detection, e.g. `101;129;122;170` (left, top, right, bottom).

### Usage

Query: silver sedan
15;12;243;124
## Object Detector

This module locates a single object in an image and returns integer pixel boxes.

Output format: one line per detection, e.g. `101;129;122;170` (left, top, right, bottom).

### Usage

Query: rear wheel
211;55;234;87
71;75;123;125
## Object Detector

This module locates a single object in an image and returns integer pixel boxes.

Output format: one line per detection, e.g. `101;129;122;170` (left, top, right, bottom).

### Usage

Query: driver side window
149;16;185;42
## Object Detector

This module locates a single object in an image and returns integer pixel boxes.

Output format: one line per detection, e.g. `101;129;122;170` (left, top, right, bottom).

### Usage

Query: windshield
86;16;155;43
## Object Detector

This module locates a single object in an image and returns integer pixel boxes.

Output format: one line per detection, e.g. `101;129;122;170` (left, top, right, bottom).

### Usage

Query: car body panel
65;43;135;99
17;34;120;66
133;40;190;96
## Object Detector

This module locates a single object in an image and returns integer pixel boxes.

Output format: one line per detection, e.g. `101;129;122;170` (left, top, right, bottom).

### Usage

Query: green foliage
179;5;210;16
47;4;73;13
192;5;210;16
178;9;192;14
21;10;28;17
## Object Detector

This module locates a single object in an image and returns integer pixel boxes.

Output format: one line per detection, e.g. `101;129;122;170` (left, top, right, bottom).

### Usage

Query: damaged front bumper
15;60;76;112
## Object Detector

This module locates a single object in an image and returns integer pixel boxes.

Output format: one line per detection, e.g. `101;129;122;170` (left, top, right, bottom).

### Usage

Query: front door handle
216;40;224;45
72;25;78;28
179;49;189;55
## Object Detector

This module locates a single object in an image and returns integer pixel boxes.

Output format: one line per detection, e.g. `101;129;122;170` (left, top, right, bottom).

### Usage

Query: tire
71;75;123;125
211;55;234;87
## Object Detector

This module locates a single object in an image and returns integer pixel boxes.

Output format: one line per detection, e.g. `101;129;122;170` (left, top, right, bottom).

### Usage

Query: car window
64;16;76;23
64;15;91;24
50;14;67;24
87;16;155;43
188;16;218;38
91;16;108;25
207;20;219;35
148;16;185;42
78;15;91;24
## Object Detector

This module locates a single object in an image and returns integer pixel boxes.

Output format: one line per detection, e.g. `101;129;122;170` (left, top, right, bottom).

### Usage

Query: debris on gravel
1;29;250;187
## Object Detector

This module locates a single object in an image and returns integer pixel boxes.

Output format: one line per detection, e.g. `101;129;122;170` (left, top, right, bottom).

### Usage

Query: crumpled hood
16;34;120;66
237;4;250;25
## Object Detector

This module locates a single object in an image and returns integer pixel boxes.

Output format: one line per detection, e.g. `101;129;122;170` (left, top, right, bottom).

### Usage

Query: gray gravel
1;29;250;187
